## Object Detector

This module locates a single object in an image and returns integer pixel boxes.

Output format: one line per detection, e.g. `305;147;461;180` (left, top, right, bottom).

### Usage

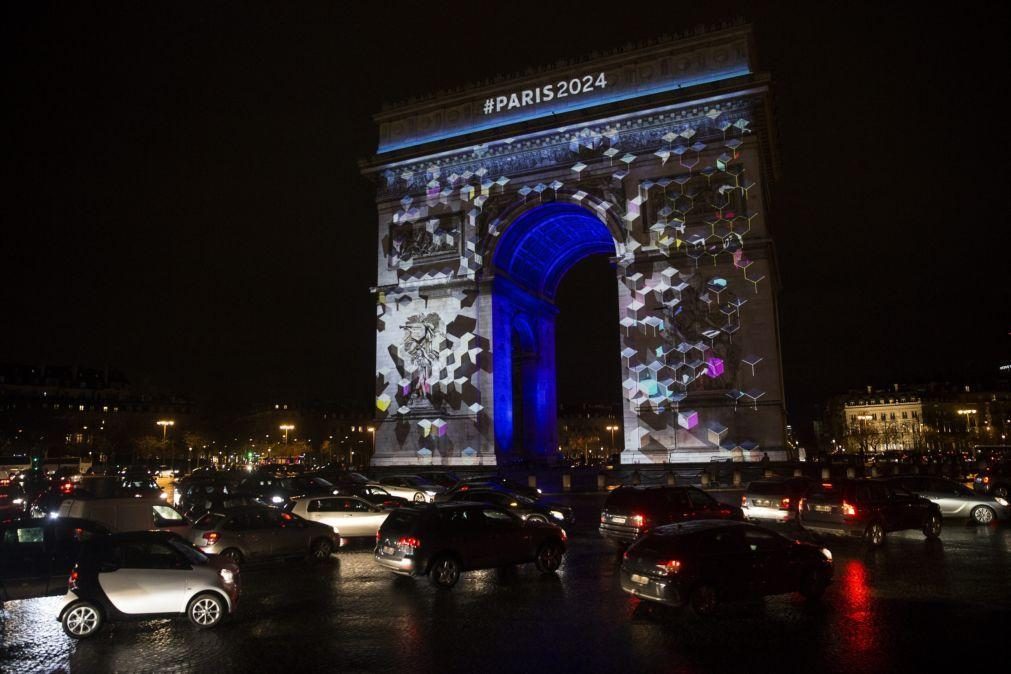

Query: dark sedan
437;476;541;501
445;488;574;525
620;520;834;615
600;485;743;544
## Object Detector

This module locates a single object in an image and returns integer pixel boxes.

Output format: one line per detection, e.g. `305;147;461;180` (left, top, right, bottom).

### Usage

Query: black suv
799;479;942;546
374;502;567;588
620;520;834;615
600;486;743;543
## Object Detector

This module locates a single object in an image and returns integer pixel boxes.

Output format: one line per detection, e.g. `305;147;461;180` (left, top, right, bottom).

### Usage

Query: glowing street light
605;424;619;450
367;427;375;465
157;420;175;440
280;424;295;444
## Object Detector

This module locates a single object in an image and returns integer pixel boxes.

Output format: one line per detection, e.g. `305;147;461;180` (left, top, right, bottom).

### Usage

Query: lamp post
367;427;376;466
280;424;294;444
606;425;619;452
157;420;175;470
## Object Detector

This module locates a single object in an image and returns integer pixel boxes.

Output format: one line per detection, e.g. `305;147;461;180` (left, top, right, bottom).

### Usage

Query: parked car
186;505;339;565
620;520;834;616
799;479;942;546
741;478;813;524
331;483;409;509
57;497;189;533
445;488;574;525
57;530;239;638
238;475;338;505
374;502;567;588
600;486;743;544
286;495;392;538
1;518;110;604
376;475;445;503
414;471;461;489
884;475;1009;524
0;480;29;521
437;476;541;501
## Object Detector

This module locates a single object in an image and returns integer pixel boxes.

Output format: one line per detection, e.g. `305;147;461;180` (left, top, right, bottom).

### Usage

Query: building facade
363;25;786;466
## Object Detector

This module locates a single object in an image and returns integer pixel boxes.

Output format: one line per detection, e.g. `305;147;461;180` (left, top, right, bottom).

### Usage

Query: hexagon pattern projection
371;91;783;465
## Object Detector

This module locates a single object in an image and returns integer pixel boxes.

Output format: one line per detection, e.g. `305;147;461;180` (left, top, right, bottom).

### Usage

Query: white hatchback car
58;531;239;638
376;476;445;503
288;495;392;538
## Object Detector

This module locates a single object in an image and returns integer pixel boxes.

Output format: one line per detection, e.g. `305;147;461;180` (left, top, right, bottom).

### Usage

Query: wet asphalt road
2;493;1009;674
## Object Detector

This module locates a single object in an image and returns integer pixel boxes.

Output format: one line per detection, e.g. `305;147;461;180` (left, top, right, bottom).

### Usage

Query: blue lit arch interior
491;203;617;462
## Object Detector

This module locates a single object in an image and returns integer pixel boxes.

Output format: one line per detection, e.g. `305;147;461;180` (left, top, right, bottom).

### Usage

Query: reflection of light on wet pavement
1;596;75;671
839;560;877;656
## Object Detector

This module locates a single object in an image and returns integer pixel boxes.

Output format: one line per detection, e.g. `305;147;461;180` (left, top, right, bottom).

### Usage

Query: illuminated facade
363;24;786;466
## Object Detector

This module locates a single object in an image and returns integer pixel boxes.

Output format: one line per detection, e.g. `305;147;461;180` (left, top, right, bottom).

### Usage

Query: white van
57;497;189;533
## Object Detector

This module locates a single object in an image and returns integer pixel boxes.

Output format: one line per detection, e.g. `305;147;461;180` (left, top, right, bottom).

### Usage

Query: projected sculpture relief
365;24;786;465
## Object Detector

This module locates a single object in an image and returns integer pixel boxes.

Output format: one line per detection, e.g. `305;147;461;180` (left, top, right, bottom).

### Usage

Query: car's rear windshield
381;510;419;532
747;482;788;495
806;484;844;501
605;488;669;509
192;513;227;530
630;533;682;556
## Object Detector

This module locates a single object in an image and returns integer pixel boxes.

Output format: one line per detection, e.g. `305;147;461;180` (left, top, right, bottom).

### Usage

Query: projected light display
366;25;785;465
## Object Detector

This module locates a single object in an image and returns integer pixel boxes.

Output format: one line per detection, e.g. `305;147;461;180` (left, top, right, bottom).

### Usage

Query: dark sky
2;2;1008;428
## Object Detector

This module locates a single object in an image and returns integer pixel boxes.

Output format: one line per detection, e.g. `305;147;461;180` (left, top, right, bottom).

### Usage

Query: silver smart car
885;476;1009;524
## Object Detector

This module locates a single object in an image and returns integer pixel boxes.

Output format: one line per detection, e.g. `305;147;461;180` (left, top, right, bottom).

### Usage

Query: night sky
2;2;1008;433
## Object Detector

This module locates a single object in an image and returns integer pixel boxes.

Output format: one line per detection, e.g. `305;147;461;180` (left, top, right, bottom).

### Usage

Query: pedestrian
760;452;770;467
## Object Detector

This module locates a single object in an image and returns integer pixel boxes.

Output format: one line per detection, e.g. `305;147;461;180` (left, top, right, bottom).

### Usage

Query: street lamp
606;425;619;451
157;420;175;471
280;424;294;444
367;427;375;466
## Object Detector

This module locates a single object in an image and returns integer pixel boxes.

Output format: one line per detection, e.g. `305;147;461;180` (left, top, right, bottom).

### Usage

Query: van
56;497;189;533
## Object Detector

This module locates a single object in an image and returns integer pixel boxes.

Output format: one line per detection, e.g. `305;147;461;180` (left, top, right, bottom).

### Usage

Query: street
3;493;1009;674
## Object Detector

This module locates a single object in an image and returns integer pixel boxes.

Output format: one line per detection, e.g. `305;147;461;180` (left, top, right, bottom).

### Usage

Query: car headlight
49;511;60;519
12;498;24;505
820;547;833;562
425;490;437;497
219;568;235;585
537;488;543;494
271;495;284;504
159;492;168;500
549;510;565;521
995;497;1009;507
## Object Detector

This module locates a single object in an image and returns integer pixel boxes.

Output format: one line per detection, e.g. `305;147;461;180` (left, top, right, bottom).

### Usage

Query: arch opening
491;202;618;464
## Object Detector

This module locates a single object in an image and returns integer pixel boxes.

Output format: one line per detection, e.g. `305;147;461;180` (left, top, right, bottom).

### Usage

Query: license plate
611;516;626;524
382;545;396;555
630;574;649;585
814;505;832;513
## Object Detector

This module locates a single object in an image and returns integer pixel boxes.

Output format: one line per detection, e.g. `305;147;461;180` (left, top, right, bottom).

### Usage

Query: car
619;520;834;616
1;518;110;604
600;486;743;544
799;479;942;547
376;475;445;503
414;471;461;489
741;477;813;524
374;502;567;588
175;482;260;520
331;482;409;509
437;475;541;501
57;531;239;638
238;474;338;505
884;475;1009;524
286;495;392;538
0;480;29;521
186;505;340;565
57;497;189;533
445;488;574;525
974;463;1011;500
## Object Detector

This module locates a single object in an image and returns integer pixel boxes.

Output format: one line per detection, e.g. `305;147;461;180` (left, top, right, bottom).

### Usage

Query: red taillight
397;536;421;551
741;495;748;507
779;497;791;511
202;531;220;544
842;501;857;517
376;530;381;543
629;514;646;528
655;559;681;575
61;483;74;494
68;569;79;591
983;476;990;484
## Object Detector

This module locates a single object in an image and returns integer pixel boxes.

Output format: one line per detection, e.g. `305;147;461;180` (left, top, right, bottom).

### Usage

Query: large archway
490;203;617;462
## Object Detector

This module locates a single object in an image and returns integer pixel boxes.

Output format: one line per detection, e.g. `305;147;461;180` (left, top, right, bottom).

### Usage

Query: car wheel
798;568;828;600
534;540;563;574
971;505;996;525
413;492;426;503
187;592;226;629
689;584;718;617
220;548;244;566
922;512;942;539
429;554;461;589
310;537;334;561
527;515;548;524
865;522;885;547
62;601;103;639
994;485;1009;500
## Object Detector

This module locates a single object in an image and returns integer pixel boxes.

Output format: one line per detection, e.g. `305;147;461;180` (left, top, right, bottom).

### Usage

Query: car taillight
655;559;681;575
202;531;220;544
397;536;420;552
376;530;381;544
842;501;857;517
68;568;79;591
779;497;791;511
983;476;990;484
798;498;805;511
630;514;646;528
741;495;748;507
